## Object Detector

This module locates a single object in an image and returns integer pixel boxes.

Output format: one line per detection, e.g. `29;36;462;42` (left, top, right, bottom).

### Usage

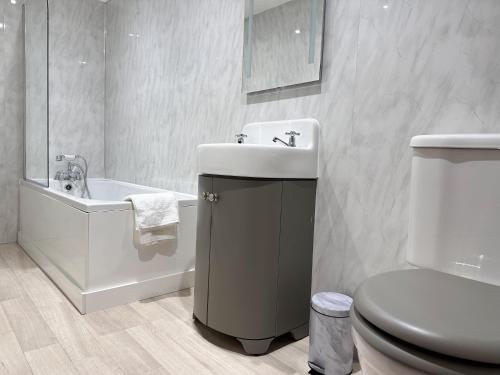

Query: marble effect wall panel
0;0;23;243
105;0;245;193
48;0;105;178
102;0;500;295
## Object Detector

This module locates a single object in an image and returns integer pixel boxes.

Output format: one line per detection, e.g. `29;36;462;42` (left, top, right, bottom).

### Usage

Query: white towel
125;192;179;246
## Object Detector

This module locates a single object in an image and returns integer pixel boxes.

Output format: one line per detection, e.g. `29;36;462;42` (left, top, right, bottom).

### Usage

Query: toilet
351;134;500;375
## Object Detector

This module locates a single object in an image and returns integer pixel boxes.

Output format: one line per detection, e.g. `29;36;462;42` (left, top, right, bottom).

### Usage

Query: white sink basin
198;119;319;179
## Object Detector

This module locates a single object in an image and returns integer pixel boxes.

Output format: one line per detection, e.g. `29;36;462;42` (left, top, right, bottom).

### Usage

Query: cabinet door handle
201;192;218;202
207;193;218;203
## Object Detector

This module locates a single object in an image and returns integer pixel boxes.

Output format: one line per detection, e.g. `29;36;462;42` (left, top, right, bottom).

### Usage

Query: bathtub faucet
54;169;82;181
55;154;91;199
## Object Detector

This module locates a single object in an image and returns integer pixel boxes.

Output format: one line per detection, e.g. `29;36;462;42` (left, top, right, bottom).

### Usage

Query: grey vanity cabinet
194;175;317;354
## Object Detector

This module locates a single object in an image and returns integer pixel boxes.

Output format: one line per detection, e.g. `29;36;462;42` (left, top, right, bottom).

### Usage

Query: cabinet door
193;176;212;324
207;178;282;339
276;180;317;335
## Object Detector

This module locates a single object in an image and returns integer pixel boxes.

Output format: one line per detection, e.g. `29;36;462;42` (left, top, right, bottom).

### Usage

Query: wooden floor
0;243;361;375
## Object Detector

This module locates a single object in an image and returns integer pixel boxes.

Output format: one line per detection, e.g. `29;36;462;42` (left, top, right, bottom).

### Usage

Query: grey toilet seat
351;306;500;375
354;269;500;364
352;269;500;374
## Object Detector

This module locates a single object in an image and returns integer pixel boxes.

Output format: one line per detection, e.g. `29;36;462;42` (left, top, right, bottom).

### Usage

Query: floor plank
0;268;25;302
18;269;64;308
156;319;302;375
37;302;110;364
0;331;32;375
95;330;162;375
73;356;125;375
83;310;124;336
0;305;12;335
148;319;258;375
0;245;37;276
103;304;147;330
25;344;78;375
0;253;9;270
129;298;175;322
127;324;212;375
1;297;57;352
154;289;194;321
0;244;354;375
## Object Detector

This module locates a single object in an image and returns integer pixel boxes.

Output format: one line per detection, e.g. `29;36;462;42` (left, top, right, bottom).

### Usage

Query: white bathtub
18;178;197;313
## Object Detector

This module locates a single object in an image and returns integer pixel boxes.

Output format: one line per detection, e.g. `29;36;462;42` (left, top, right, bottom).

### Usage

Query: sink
198;119;319;179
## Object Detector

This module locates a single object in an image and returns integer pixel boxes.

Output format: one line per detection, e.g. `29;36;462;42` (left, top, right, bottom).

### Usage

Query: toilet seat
351;306;500;375
352;269;500;374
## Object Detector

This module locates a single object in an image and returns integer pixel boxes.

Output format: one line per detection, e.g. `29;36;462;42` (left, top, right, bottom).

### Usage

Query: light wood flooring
0;243;361;375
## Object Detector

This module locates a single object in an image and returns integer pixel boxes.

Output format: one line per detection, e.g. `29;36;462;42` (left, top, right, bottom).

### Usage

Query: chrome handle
207;193;218;202
285;131;301;136
201;192;218;203
235;133;247;144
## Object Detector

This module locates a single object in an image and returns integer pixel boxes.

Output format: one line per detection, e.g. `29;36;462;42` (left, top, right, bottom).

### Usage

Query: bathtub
18;178;197;313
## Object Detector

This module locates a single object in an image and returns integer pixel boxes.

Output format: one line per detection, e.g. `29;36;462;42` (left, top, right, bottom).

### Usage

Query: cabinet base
193;313;310;355
237;323;309;355
237;338;274;355
290;323;309;341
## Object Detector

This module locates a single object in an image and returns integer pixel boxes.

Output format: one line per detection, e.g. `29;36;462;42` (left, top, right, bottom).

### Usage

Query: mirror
24;0;49;186
242;0;325;94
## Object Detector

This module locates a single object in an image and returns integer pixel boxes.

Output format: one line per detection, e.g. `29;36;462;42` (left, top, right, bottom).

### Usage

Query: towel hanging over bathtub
125;192;179;246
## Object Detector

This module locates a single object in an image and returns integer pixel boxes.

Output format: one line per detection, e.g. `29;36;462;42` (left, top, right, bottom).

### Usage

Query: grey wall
0;0;23;243
48;0;105;178
105;0;500;295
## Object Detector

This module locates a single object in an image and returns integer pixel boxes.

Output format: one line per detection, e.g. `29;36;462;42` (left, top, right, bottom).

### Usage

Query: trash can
308;292;354;374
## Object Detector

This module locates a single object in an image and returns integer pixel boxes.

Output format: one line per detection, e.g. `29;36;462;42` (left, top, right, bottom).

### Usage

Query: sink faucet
273;130;301;147
235;133;247;144
273;137;290;147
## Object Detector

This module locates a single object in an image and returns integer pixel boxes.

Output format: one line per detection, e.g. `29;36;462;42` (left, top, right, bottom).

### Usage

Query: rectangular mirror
242;0;325;94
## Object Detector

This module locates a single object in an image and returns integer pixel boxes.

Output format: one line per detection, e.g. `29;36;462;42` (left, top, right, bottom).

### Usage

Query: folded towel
125;192;179;246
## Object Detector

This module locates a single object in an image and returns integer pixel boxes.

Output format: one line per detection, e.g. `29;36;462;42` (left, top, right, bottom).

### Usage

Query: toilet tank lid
410;134;500;149
311;292;353;318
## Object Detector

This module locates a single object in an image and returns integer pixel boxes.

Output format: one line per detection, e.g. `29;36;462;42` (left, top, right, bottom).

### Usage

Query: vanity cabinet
193;175;317;354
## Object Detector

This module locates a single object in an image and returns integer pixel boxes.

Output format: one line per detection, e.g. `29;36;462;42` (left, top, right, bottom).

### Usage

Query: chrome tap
285;131;300;147
54;163;83;181
235;133;247;144
273;130;301;147
54;154;91;198
54;169;82;181
273;137;290;147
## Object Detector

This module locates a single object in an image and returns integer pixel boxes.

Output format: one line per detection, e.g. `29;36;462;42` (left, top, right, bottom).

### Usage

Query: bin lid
311;292;353;318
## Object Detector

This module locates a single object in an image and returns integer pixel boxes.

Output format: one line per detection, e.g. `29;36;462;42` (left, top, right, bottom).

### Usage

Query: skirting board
18;232;195;314
83;270;195;313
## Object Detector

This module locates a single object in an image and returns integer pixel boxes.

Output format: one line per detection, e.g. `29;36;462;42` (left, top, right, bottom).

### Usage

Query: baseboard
18;232;195;314
83;270;195;313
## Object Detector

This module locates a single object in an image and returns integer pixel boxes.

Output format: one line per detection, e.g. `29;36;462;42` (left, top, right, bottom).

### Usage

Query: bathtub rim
20;178;197;213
